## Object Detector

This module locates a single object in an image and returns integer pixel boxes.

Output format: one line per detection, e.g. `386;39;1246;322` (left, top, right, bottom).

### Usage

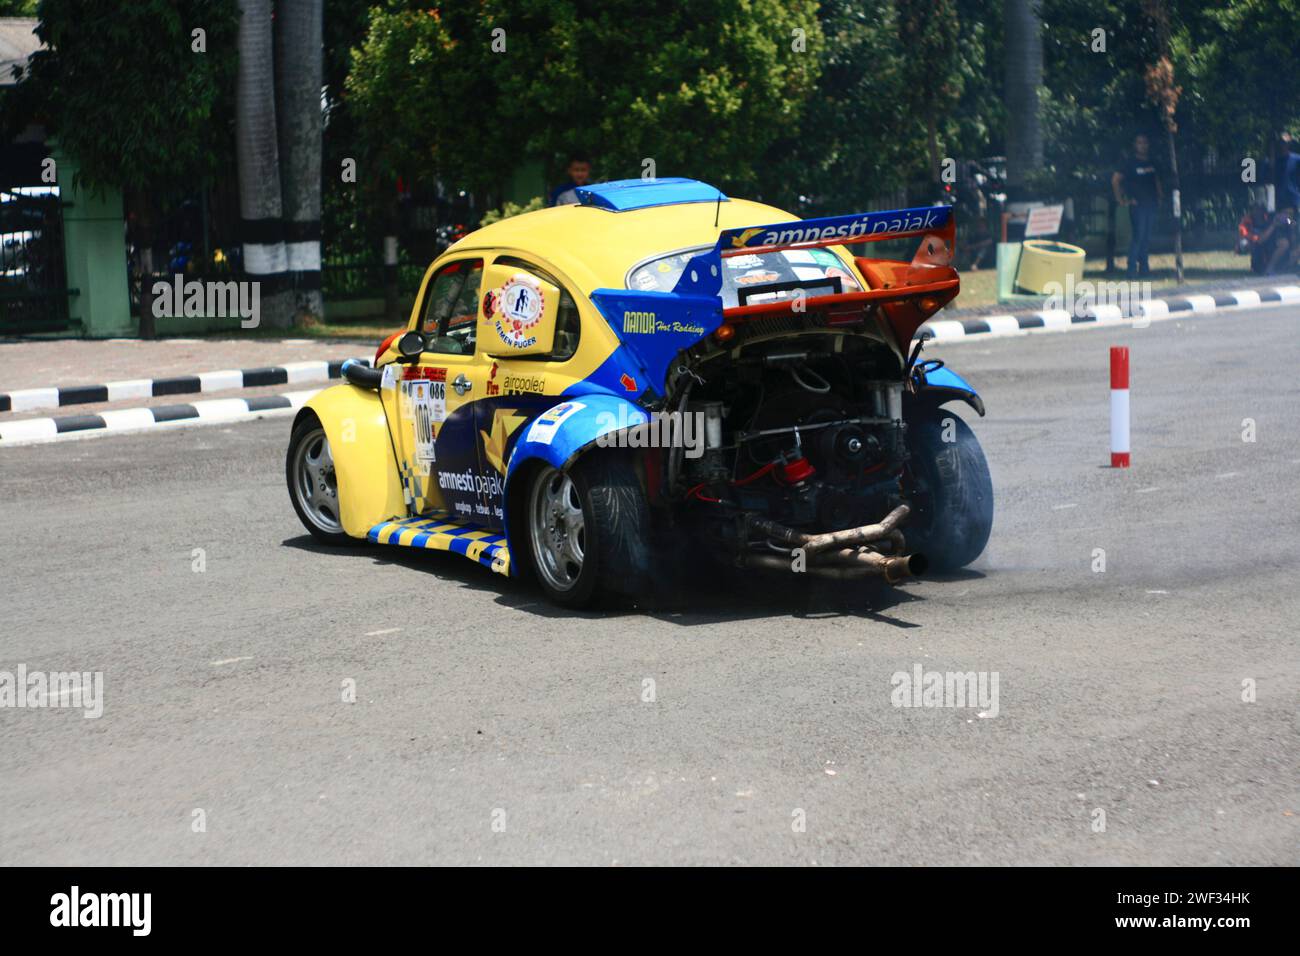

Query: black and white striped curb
0;357;369;414
0;389;320;445
919;284;1300;343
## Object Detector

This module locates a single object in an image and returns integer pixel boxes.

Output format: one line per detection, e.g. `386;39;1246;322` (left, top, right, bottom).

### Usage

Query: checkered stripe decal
396;459;430;513
366;511;511;576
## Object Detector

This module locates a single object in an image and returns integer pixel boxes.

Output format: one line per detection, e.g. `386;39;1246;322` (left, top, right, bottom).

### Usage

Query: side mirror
396;330;426;358
477;265;559;357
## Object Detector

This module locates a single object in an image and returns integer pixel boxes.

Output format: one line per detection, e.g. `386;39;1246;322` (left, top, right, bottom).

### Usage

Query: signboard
1024;204;1065;238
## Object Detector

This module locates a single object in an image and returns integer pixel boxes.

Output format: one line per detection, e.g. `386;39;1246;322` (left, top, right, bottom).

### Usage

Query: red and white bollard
1110;346;1130;468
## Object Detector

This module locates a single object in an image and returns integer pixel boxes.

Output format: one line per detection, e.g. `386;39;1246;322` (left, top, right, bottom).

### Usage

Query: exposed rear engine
661;330;923;579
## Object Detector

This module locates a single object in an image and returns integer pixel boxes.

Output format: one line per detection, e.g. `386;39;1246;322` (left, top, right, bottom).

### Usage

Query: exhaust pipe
750;505;912;556
821;548;929;583
742;505;924;582
741;548;927;582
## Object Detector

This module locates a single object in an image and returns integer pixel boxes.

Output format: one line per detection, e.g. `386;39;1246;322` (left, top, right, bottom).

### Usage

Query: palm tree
275;0;324;324
1004;0;1043;190
236;0;293;328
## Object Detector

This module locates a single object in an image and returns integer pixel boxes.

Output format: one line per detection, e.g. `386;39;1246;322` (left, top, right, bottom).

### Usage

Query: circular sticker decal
494;275;545;349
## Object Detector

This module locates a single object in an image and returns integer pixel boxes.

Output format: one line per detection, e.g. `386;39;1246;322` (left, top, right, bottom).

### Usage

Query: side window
493;256;580;361
419;258;483;354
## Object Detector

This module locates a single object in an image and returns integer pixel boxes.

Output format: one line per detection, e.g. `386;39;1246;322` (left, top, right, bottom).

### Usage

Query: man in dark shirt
1112;134;1163;278
1277;135;1300;215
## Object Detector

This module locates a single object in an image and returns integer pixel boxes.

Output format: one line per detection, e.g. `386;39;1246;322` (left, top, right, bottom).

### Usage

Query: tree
276;0;325;323
1039;0;1161;185
754;0;995;215
1182;0;1300;159
235;0;294;329
537;0;822;191
11;1;240;332
754;0;909;212
1004;0;1044;189
10;1;239;333
347;0;823;201
346;5;504;196
233;0;325;330
897;0;966;186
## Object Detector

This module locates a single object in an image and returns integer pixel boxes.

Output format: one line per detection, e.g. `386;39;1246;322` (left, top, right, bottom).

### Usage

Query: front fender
296;382;404;538
909;361;985;417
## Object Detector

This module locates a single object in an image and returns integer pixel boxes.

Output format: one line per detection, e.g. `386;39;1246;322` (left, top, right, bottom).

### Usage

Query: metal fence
0;188;74;334
321;258;426;301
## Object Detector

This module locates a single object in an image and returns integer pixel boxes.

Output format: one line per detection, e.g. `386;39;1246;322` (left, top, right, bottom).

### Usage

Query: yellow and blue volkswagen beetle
286;178;992;607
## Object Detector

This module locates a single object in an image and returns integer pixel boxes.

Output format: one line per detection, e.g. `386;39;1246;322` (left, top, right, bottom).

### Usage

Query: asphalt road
2;307;1297;866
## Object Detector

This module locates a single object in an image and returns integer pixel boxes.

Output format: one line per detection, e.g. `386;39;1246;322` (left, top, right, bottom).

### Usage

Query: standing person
1111;134;1163;278
1275;134;1300;214
548;154;593;207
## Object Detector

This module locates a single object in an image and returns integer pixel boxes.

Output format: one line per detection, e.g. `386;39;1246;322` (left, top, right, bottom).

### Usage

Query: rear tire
287;416;351;546
525;454;652;608
904;407;993;571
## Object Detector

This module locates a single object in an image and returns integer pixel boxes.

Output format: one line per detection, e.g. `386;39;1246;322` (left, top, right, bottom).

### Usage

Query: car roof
446;196;799;293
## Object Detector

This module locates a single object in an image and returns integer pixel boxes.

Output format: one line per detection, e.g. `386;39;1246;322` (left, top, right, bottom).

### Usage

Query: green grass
953;249;1261;311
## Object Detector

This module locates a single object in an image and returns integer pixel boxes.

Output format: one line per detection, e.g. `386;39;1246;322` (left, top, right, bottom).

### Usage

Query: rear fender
908;361;985;417
502;395;650;552
505;394;650;484
296;382;404;537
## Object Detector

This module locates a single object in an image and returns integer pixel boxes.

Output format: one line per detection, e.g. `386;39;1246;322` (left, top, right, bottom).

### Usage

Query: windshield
627;246;862;308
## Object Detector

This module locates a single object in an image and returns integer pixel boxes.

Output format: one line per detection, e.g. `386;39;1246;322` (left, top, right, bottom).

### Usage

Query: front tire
287;416;351;546
525;455;651;608
904;407;993;571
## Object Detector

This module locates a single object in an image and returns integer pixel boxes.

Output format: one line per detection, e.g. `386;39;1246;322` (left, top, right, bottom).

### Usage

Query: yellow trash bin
1015;239;1086;295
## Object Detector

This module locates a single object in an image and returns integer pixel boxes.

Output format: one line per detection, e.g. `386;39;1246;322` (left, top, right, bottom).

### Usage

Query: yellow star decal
480;408;528;474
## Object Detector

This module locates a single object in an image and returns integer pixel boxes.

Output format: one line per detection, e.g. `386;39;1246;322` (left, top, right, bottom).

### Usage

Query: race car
286;177;992;607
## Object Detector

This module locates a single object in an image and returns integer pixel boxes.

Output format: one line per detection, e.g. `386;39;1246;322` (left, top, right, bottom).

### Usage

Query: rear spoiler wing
672;204;959;347
586;205;959;401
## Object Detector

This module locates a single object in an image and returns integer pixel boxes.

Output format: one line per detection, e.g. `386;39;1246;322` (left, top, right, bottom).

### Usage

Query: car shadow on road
642;574;931;629
283;534;596;619
282;535;373;558
281;535;978;628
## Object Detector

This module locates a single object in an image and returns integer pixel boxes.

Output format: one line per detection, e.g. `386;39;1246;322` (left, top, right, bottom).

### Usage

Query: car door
471;254;588;529
381;256;495;523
